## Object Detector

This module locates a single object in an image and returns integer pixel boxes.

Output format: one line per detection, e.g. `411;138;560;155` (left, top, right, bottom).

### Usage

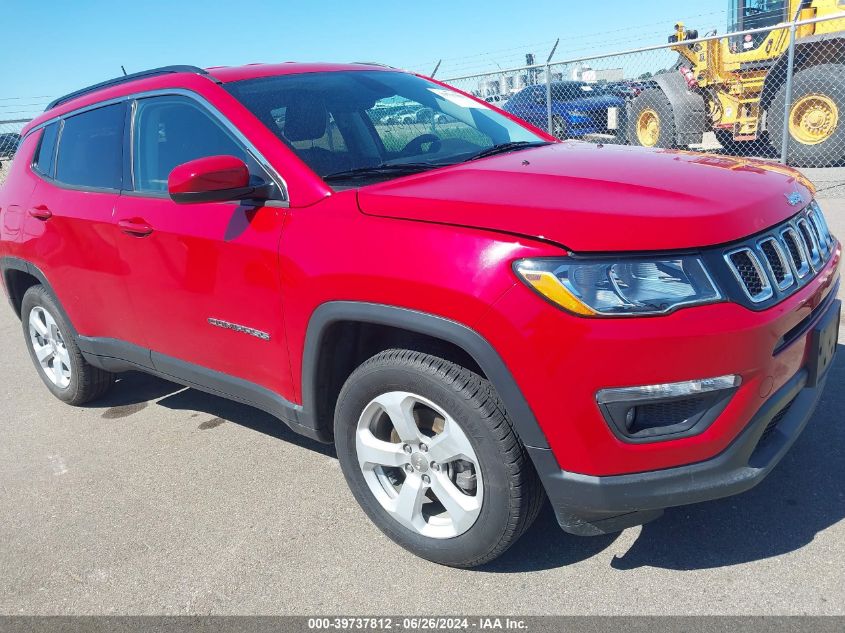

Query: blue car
503;82;624;139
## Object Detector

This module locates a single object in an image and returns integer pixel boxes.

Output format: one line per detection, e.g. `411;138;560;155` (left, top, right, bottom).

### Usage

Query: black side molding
76;336;314;441
300;301;550;449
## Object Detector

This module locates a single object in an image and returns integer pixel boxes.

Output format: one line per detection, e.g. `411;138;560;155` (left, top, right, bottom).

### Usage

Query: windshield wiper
323;163;441;182
464;141;552;162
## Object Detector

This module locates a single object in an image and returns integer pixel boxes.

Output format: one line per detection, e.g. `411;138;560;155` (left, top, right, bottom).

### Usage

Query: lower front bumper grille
757;397;796;446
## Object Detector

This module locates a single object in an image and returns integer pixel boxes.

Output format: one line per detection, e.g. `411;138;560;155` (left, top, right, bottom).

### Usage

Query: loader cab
727;0;789;51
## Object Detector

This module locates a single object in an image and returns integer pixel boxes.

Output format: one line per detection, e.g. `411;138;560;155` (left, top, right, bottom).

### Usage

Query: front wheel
627;88;678;148
768;63;845;167
334;349;543;568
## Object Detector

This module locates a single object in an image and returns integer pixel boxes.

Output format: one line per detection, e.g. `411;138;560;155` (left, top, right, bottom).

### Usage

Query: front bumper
532;298;838;536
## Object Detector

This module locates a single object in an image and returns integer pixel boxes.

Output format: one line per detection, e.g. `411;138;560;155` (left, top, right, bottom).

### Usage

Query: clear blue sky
1;0;726;118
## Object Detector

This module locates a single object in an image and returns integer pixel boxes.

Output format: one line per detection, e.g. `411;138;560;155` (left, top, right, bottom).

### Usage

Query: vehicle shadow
484;343;845;573
86;370;335;457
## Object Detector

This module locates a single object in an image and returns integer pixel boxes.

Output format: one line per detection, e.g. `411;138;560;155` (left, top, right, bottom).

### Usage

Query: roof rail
351;62;396;69
45;65;215;111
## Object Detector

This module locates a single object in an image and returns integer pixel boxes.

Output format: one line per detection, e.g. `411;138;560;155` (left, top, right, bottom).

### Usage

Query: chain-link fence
0;119;28;186
443;11;845;180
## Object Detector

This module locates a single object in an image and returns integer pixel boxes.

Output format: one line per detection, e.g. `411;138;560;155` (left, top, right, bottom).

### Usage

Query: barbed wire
410;7;730;75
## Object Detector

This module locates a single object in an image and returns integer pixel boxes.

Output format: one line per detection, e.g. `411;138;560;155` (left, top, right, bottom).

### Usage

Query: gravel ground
0;172;843;616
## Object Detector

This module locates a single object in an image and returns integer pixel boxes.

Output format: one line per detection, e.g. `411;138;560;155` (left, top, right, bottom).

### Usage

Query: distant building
572;66;624;82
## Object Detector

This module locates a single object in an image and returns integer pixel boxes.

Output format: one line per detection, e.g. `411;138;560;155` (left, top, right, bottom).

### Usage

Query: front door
114;94;294;400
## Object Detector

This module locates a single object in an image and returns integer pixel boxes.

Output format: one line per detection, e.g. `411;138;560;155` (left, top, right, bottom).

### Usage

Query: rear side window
132;96;259;193
55;104;124;190
33;123;59;178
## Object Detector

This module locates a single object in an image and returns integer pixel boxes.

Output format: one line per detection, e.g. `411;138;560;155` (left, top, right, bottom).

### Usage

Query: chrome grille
723;203;837;306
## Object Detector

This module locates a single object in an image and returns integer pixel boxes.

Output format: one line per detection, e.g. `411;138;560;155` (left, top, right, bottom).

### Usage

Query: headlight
567;110;586;117
514;256;722;317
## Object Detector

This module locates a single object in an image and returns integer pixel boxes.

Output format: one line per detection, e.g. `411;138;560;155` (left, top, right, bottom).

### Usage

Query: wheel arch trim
300;301;550;449
0;256;78;337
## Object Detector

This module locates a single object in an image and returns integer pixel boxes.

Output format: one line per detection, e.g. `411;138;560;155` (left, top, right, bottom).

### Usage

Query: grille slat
797;218;822;268
758;237;794;290
781;227;811;278
725;248;773;302
808;209;831;258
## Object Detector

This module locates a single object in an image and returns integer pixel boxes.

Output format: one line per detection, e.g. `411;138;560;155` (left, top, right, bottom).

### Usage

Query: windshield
225;70;543;184
727;0;787;33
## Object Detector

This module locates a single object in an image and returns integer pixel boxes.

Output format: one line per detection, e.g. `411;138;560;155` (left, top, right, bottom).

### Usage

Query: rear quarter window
55;103;124;190
33;123;59;178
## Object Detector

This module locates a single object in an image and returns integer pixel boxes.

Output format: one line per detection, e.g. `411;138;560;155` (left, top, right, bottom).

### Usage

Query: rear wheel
627;88;677;148
334;349;543;568
21;285;114;405
769;63;845;167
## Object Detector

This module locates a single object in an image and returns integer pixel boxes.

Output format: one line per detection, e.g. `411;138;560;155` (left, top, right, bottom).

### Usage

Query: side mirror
168;155;270;204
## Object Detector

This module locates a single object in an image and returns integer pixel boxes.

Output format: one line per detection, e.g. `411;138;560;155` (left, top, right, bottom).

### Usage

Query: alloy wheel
28;306;72;389
355;391;483;539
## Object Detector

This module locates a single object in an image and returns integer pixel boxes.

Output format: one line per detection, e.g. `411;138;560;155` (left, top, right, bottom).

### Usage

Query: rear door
22;104;141;346
114;93;294;400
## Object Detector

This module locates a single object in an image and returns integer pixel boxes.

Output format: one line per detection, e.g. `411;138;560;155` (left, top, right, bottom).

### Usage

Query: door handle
28;205;52;220
118;218;154;237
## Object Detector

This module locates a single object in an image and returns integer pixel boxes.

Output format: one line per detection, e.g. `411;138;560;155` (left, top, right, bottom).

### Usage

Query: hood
356;142;815;252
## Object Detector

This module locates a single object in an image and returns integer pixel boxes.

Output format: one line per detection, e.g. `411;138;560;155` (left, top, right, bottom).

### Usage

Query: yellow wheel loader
627;0;845;166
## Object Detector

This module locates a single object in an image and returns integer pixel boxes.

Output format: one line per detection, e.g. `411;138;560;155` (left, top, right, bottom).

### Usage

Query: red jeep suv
0;63;840;567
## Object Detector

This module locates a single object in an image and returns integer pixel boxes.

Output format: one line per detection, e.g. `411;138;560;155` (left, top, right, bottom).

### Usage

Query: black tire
768;63;845;167
20;285;114;405
626;88;678;148
551;115;568;139
334;349;544;568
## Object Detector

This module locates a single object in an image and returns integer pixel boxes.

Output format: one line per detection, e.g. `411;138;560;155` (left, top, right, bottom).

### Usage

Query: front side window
33;122;59;178
132;95;265;193
225;70;544;184
55;103;124;190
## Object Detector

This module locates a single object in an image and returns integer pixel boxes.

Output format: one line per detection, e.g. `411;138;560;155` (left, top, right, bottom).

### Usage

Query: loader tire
627;88;678;148
769;63;845;167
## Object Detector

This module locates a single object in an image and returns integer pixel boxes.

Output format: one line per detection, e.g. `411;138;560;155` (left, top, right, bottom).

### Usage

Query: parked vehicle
0;63;839;567
379;106;421;125
503;81;625;139
0;133;20;159
599;79;657;100
484;93;509;107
